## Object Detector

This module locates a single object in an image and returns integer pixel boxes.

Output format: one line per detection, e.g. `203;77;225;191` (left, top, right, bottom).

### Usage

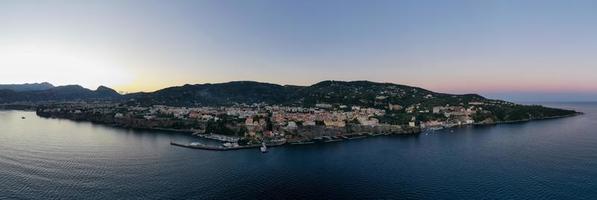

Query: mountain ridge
0;80;563;107
0;84;119;103
0;80;505;106
0;82;55;92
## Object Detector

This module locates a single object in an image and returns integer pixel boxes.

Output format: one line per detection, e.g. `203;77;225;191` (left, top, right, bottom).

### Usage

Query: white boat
260;142;268;153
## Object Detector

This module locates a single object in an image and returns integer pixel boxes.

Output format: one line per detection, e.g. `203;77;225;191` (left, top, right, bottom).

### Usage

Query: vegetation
3;80;580;123
481;104;577;122
205;114;242;136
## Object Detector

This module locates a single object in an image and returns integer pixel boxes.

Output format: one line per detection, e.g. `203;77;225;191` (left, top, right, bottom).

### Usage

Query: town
35;100;501;150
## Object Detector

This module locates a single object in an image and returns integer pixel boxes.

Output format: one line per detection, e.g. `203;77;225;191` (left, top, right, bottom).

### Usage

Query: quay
170;141;285;151
172;129;421;151
194;133;240;143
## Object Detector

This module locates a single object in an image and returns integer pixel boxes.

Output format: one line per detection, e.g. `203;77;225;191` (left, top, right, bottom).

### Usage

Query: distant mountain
0;85;120;103
95;86;121;97
0;82;54;92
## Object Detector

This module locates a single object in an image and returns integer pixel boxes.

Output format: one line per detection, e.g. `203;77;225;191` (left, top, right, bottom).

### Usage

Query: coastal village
35;99;504;150
7;79;572;151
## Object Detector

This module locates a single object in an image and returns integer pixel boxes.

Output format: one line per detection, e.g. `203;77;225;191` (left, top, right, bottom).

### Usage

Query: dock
170;141;285;151
172;130;420;151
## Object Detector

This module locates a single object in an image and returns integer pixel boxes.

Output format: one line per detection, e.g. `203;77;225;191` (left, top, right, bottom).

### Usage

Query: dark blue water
1;103;596;200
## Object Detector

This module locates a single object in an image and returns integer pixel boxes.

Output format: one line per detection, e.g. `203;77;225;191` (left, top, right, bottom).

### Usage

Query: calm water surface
1;103;597;200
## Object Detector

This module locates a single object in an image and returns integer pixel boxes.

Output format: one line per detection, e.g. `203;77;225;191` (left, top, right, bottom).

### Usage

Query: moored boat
260;142;268;153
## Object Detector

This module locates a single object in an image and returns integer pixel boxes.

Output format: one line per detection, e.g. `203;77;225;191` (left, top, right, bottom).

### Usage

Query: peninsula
1;80;580;150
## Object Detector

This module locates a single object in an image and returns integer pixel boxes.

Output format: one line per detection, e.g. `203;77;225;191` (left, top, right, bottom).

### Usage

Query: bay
1;103;596;199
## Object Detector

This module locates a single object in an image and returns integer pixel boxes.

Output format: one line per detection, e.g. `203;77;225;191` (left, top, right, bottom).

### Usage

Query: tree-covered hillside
0;80;579;123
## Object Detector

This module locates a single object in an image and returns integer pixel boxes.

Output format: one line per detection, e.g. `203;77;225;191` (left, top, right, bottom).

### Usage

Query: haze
1;0;596;101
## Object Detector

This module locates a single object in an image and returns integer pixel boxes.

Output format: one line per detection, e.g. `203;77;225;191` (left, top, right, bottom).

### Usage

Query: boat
21;117;25;119
346;134;367;140
348;136;367;140
323;136;343;143
290;141;315;145
223;142;240;148
260;142;268;153
313;137;325;143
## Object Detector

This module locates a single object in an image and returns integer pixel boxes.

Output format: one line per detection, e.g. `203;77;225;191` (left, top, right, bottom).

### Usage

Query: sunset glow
1;0;596;100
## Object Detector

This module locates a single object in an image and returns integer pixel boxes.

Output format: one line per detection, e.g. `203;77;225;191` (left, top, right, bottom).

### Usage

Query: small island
0;80;576;151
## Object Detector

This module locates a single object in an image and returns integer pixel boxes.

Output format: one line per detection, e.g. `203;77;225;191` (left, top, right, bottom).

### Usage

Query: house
375;96;387;100
245;117;254;126
433;106;443;114
409;116;417;127
357;117;379;126
388;103;402;111
406;106;415;113
287;121;298;129
469;101;485;105
324;120;346;127
303;120;316;126
316;103;332;109
188;111;201;119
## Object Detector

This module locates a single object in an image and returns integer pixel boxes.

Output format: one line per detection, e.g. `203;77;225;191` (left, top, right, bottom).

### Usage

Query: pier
170;141;285;151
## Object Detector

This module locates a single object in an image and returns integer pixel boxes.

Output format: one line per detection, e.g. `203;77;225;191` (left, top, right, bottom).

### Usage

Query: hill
127;81;295;106
126;80;488;108
124;80;579;123
0;82;54;92
0;80;579;123
0;85;120;103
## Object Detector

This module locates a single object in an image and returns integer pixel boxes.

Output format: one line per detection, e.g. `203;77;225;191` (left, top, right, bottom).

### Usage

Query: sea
1;102;596;200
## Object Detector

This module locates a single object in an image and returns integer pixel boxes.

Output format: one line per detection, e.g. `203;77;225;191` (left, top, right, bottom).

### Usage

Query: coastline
6;108;582;152
420;112;584;133
0;104;38;111
33;112;197;135
171;112;584;151
475;112;583;126
32;109;422;150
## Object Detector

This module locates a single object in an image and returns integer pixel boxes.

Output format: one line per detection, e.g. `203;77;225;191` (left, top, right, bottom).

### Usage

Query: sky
1;0;596;101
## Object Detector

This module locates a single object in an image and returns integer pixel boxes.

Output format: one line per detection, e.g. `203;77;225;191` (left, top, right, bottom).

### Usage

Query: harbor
171;130;420;151
170;140;286;151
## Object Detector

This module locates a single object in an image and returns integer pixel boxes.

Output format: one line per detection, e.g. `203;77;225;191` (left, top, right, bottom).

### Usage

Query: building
409;116;417;127
388;103;402;111
433;107;443;114
316;103;332;109
287;121;298;129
